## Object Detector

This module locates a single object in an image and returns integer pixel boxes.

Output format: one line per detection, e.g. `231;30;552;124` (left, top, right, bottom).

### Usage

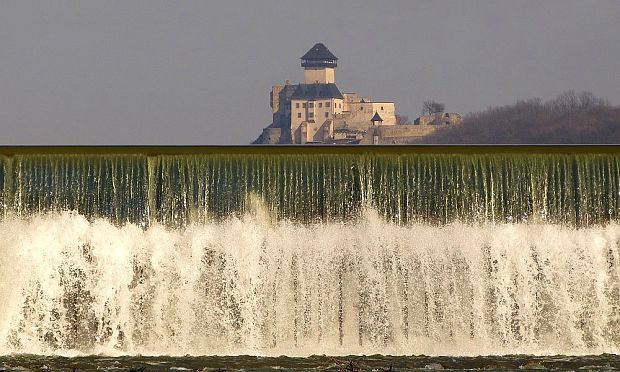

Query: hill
415;92;620;144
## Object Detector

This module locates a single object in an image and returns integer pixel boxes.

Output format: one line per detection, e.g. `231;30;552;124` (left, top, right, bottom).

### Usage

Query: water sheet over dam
1;146;619;226
0;146;619;356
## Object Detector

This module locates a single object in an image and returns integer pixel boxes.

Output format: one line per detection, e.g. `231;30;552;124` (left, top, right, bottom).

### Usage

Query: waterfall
0;150;619;356
2;153;619;226
1;211;620;356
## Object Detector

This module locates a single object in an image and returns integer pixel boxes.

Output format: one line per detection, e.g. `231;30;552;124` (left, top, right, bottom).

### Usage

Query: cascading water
1;150;619;356
3;153;619;226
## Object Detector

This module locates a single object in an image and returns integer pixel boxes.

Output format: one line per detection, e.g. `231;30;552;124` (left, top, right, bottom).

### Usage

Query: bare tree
546;91;609;115
395;114;411;125
421;101;445;116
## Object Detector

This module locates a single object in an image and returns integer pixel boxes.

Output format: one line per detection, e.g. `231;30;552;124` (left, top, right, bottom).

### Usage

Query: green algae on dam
1;146;619;226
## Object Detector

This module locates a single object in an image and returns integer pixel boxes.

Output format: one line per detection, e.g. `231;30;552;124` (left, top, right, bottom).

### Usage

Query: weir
1;146;619;226
0;146;620;356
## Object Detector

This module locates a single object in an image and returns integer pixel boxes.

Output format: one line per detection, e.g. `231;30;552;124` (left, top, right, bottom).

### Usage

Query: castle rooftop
371;111;384;123
291;83;343;100
301;43;338;68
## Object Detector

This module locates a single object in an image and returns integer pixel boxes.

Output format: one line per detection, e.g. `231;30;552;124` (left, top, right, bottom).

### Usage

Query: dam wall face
1;147;620;356
1;150;619;226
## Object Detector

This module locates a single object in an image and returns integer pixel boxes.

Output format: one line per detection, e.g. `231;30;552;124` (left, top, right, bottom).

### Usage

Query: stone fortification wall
415;112;462;126
270;85;283;113
360;125;438;144
260;127;283;144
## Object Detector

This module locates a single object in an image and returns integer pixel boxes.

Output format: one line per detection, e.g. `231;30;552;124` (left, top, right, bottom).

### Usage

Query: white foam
1;210;619;356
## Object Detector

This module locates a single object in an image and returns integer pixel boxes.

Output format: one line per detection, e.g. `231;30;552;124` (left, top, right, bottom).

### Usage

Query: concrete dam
0;146;619;356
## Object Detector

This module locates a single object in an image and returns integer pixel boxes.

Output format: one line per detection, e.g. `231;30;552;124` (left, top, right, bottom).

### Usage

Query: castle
254;43;460;144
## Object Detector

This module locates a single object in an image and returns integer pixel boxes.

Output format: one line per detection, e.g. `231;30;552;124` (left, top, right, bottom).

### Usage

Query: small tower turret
371;111;384;126
301;43;338;84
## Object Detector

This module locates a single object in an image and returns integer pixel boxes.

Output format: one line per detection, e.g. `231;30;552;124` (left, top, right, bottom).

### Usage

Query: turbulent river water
0;149;619;370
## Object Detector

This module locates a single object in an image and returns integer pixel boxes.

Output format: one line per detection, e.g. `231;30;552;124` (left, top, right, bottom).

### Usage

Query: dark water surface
1;354;620;371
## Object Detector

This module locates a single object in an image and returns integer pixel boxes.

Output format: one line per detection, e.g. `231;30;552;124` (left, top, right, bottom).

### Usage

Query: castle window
308;112;314;118
298;113;302;118
302;103;307;108
381;106;384;111
319;102;323;108
296;103;300;108
360;107;363;111
326;102;330;108
309;102;314;108
325;112;329;118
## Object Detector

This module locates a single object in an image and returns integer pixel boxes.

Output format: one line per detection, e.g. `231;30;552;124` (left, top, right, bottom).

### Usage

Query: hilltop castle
254;43;460;144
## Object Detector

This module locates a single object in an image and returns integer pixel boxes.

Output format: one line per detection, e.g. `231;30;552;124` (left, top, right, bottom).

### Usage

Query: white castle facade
255;43;460;144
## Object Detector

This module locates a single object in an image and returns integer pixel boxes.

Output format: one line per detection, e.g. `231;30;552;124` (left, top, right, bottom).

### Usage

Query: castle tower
301;43;337;84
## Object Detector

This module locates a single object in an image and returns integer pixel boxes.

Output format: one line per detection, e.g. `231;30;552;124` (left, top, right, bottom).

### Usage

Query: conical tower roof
301;43;338;68
301;43;338;61
371;111;384;123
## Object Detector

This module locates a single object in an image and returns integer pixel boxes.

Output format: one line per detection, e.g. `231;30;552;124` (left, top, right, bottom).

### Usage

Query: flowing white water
3;153;619;226
1;209;619;357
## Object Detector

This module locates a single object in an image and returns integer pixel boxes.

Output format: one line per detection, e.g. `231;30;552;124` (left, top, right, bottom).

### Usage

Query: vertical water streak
6;155;149;224
0;156;6;219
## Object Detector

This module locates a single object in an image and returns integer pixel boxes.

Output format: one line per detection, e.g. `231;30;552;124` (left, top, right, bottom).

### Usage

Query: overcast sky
1;0;619;145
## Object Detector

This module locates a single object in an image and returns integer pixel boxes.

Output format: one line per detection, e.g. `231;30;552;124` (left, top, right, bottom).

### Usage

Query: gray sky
1;0;619;145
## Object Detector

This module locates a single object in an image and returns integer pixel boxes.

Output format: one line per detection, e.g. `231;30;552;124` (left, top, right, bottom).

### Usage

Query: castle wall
304;67;335;84
371;103;396;125
270;85;283;113
260;127;283;144
334;102;396;130
267;84;296;143
415;113;462;126
299;121;330;144
291;98;343;144
360;125;439;144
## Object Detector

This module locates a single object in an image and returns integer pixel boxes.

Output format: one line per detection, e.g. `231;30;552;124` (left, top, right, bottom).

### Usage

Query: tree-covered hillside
416;92;620;144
